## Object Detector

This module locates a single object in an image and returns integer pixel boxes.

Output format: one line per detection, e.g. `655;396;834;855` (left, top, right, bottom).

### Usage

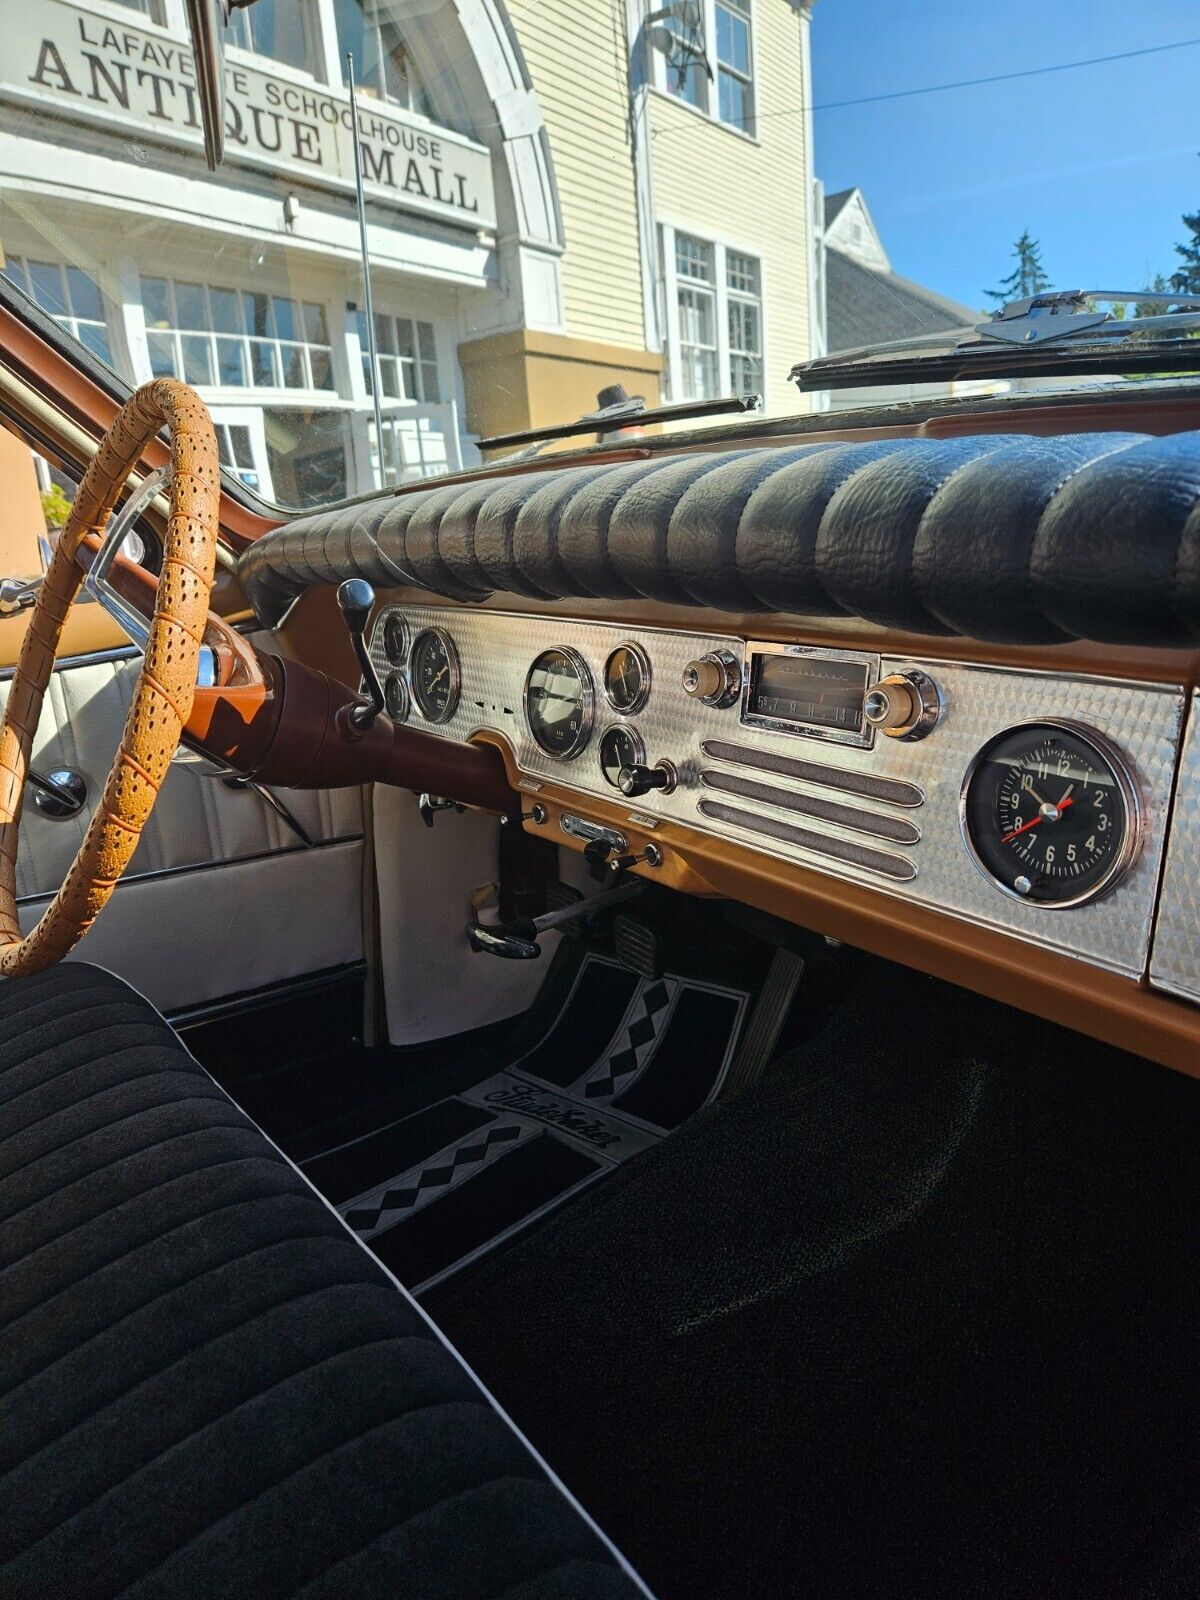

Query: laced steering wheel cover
0;379;219;976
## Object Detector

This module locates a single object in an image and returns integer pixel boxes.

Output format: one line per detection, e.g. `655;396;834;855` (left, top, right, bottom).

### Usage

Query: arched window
334;0;436;117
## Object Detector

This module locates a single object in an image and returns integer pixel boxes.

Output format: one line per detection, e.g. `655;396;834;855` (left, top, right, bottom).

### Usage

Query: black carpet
431;956;1200;1600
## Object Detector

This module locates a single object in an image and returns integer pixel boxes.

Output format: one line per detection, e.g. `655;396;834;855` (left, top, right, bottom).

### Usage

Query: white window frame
137;274;339;401
652;0;756;138
659;221;766;405
1;254;117;368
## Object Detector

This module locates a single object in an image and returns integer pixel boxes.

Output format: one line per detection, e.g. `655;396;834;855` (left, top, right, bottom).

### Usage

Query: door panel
3;646;364;1015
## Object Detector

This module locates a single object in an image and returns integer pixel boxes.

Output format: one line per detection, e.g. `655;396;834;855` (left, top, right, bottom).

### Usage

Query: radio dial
683;651;741;708
864;671;941;740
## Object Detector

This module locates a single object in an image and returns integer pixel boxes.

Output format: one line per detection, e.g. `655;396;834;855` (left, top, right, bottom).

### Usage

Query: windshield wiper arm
478;393;762;459
792;289;1200;393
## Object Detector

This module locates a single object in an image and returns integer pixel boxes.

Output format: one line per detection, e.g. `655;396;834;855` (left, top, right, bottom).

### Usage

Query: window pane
374;313;396;354
216;426;234;468
29;261;67;314
396;320;417;363
726;250;760;295
216;335;247;385
250;339;278;386
247;292;273;339
147;331;177;377
675;234;714;283
180;334;213;385
242;0;314;74
417;321;436;361
272;297;297;342
309;349;334;391
379;356;400;399
175;281;208;329
421;361;441;403
66;267;103;322
678;285;716;348
227;425;255;468
78;322;113;364
1;258;30;296
210;287;243;334
719;71;751;131
141;275;171;328
716;6;750;74
280;344;306;387
302;301;328;343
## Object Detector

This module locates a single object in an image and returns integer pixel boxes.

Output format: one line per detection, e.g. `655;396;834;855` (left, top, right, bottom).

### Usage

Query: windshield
1;0;1196;512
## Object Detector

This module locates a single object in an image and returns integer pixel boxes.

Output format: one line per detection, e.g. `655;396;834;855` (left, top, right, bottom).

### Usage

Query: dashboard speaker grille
700;770;921;845
700;739;924;808
698;799;918;882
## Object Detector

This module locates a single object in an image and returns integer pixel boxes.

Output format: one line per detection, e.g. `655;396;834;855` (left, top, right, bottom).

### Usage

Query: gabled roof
823;187;857;229
825;248;980;354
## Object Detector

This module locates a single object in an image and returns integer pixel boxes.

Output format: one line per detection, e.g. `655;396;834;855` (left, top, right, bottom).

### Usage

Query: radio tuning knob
863;671;941;740
682;651;741;708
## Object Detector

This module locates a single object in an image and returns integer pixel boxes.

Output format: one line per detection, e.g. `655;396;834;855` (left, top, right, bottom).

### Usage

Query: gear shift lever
336;578;386;732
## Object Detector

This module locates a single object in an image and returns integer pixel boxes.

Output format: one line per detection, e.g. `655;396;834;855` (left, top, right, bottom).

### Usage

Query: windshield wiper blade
478;393;762;456
792;289;1200;393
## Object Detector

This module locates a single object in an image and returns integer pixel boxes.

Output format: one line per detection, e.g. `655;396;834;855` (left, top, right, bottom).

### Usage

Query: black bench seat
0;963;648;1600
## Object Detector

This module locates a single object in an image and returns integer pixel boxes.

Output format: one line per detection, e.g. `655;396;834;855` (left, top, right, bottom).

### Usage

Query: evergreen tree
1170;211;1200;294
1135;273;1169;319
985;230;1051;304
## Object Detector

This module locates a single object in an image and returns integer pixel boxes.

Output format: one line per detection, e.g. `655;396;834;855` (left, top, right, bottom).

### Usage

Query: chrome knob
617;760;676;798
682;651;741;708
863;671;940;740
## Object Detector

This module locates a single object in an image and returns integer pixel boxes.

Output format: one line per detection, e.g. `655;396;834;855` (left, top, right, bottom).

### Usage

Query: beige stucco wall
507;0;647;352
648;0;813;416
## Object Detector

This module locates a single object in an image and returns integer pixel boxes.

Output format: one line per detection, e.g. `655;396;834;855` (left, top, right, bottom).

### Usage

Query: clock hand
1001;795;1074;844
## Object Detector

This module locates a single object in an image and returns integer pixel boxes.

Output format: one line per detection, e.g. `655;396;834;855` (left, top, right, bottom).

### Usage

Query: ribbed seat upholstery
0;963;646;1600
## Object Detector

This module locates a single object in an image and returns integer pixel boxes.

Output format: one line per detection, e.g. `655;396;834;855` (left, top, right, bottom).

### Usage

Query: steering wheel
0;379;219;977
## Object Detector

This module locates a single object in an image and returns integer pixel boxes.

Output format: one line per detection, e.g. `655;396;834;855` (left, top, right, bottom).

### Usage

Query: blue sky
808;0;1200;311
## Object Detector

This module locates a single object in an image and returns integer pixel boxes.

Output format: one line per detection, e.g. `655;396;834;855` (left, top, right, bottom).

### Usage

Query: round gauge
410;627;460;724
604;642;651;715
382;613;408;666
599;724;645;787
384;671;409;722
524;646;594;760
961;722;1138;906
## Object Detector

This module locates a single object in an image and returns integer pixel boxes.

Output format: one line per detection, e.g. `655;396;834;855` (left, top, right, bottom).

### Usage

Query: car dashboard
367;600;1195;999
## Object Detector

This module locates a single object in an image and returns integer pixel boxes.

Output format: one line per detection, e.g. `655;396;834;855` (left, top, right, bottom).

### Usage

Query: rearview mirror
184;0;228;171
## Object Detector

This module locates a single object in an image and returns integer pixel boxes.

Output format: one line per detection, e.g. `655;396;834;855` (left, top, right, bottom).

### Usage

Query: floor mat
304;955;751;1290
430;955;1200;1600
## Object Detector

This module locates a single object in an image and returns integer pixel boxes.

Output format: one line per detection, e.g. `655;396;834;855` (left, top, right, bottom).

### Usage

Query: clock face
962;724;1136;906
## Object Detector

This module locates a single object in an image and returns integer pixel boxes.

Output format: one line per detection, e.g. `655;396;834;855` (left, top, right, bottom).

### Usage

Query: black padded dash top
0;963;646;1600
237;429;1200;646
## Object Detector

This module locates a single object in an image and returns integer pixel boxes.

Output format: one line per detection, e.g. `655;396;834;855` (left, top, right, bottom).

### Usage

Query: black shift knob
336;578;375;638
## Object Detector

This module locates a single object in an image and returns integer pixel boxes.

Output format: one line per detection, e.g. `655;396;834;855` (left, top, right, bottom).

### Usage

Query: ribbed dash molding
700;770;921;845
697;799;918;881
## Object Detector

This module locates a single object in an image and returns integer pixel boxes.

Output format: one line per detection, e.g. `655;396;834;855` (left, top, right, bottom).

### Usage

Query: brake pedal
612;913;664;979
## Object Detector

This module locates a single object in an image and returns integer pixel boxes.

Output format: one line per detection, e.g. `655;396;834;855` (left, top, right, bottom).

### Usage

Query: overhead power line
650;35;1200;139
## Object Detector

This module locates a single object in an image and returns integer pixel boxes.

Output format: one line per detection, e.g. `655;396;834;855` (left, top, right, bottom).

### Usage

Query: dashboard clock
961;722;1138;906
410;627;460;724
525;647;594;760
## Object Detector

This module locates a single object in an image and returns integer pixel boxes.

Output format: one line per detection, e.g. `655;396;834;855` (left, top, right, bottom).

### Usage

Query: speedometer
524;647;594;760
961;723;1138;906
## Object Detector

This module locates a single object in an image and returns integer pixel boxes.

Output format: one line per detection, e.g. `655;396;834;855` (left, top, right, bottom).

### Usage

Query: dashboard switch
617;761;677;798
682;650;742;708
863;670;941;740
